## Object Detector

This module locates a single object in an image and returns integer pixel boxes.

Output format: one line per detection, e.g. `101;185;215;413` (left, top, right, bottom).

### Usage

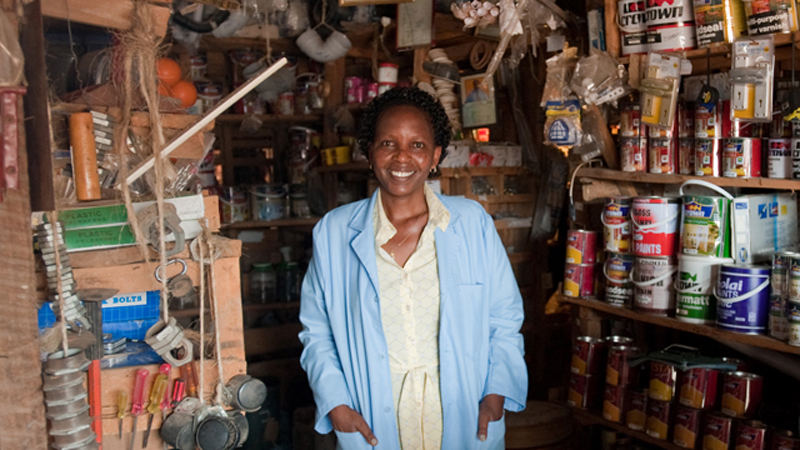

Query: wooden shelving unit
440;166;530;177
577;168;800;190
215;113;322;124
571;408;685;450
317;161;370;173
221;217;321;230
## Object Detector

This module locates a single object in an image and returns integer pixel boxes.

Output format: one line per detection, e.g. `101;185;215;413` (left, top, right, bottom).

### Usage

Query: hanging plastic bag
543;100;582;147
0;12;24;86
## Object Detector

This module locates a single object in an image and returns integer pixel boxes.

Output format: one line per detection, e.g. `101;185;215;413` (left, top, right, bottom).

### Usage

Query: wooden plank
560;295;800;356
440;166;530;177
243;323;304;357
414;46;432;84
221;217;320;230
572;408;685;450
41;0;171;37
129;126;206;160
215;114;322;124
603;0;620;58
204;195;221;232
578;167;800;190
213;257;246;366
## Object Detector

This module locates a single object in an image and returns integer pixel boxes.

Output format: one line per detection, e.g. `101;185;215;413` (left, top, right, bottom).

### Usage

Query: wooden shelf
440;166;529;177
243;302;300;312
560;295;800;356
215;113;322;124
507;252;533;264
577;168;800;190
221;217;321;229
571;408;685;450
317;161;371;173
474;194;534;204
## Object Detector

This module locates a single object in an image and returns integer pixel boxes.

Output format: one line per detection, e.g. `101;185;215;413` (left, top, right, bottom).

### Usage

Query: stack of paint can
785;254;800;346
676;180;735;325
602;198;635;308
769;252;794;342
694;100;729;177
620;96;648;172
699;370;765;450
631;196;680;315
568;336;607;410
648;107;680;175
767;114;794;179
671;363;723;449
601;338;642;427
678;103;695;175
563;230;599;299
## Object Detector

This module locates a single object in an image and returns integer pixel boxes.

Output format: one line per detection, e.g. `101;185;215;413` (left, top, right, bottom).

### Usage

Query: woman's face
369;105;442;201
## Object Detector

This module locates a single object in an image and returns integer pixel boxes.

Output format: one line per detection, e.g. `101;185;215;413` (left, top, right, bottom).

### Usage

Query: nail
371;438;378;446
479;434;487;442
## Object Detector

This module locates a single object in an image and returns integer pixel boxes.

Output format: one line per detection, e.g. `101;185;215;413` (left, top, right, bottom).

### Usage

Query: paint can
621;98;647;137
632;197;680;257
679;180;733;258
693;0;747;46
742;0;799;35
649;137;678;174
694;138;722;176
626;389;649;431
773;252;795;296
607;345;642;387
219;187;250;224
703;412;735;450
571;336;607;376
606;335;635;346
677;254;733;324
673;404;704;449
789;320;800;346
723;137;762;178
619;0;650;55
633;256;678;316
769;138;793;179
649;361;678;401
564;263;595;298
678;102;695;137
621;137;648;172
646;0;697;51
769;295;789;341
679;138;695;174
603;197;633;253
790;256;800;301
603;385;628;423
715;264;770;334
696;101;723;138
785;299;800;322
605;253;636;308
793;138;800;179
679;367;719;409
567;373;598;409
735;420;768;450
646;399;672;440
566;230;598;264
773;430;800;450
721;371;763;418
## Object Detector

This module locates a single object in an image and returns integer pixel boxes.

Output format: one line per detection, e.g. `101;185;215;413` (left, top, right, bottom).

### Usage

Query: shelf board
559;295;800;356
440;166;529;177
221;217;321;229
243;302;300;312
577;168;800;190
507;252;533;264
571;408;685;450
475;194;534;204
317;161;371;173
215;114;322;124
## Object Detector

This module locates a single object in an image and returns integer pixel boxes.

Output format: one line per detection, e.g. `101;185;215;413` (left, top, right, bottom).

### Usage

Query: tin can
571;336;607;376
646;0;697;51
792;138;800;179
680;193;732;258
723;137;762;178
344;76;362;91
769;138;793;179
716;265;770;334
347;86;363;104
606;335;634;346
649;137;678;174
646;399;672;440
603;385;628;423
743;0;799;35
788;320;800;346
680;138;696;174
634;256;678;316
605;253;636;308
735;420;768;450
564;263;596;298
679;102;695;138
773;430;800;450
721;357;747;371
695;138;722;176
604;197;633;253
679;367;719;409
632;197;680;257
677;254;732;324
786;299;800;322
769;295;789;341
621;99;646;136
277;92;295;116
626;388;649;431
607;345;641;387
673;405;704;449
693;0;746;46
721;371;763;418
695;102;723;138
788;256;800;302
621;137;648;172
566;230;598;264
619;0;650;55
567;373;598;409
219;187;250;224
773;252;794;296
649;361;678;401
703;412;735;450
365;82;379;101
377;62;399;84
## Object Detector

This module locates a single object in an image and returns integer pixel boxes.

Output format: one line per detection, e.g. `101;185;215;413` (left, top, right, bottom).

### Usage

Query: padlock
145;317;193;367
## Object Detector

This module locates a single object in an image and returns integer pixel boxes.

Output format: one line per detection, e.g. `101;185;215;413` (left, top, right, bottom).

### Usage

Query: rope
50;210;70;356
198;226;206;403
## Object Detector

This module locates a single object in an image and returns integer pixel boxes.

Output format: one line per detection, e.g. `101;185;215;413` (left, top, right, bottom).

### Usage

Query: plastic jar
249;263;276;304
250;184;286;221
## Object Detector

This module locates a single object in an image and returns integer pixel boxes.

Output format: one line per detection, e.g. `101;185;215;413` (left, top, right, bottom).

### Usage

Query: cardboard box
732;193;799;264
51;194;206;230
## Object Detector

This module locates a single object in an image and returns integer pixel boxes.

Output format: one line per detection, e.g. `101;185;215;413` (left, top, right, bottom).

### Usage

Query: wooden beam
414;46;432;84
603;0;620;57
41;0;171;37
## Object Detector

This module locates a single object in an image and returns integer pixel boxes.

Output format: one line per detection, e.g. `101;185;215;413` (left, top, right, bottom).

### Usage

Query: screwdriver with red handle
143;363;171;448
130;369;149;450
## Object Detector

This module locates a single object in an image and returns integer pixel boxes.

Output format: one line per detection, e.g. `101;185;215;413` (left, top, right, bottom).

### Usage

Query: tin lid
633;196;681;203
568;229;597;235
575;336;605;344
720;264;770;274
775;251;800;258
610;345;641;354
738;420;767;430
604;335;633;345
724;371;762;380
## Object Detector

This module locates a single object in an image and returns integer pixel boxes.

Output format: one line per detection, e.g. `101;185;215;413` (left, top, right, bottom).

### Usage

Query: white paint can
768;138;793;179
646;0;697;51
619;0;650;55
633;256;678;316
676;253;733;324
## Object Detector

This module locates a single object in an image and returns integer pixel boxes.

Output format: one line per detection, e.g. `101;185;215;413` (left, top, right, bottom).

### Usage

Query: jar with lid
249;263;276;304
277;261;301;302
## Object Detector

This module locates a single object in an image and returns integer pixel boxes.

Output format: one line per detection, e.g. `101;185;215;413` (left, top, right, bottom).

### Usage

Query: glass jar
277;262;300;302
249;263;276;304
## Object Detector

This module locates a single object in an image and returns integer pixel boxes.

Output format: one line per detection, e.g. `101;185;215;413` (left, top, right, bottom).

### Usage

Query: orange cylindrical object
69;112;101;201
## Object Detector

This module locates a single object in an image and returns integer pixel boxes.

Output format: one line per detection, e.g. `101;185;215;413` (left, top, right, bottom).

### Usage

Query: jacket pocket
476;418;505;450
335;430;369;450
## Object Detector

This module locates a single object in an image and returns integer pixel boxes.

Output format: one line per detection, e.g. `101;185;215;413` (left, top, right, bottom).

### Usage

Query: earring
430;167;436;174
370;163;374;170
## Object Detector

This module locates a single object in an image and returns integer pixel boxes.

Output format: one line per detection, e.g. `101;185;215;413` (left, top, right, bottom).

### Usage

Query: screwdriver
117;391;128;439
143;363;171;448
179;361;198;398
171;379;186;408
130;369;149;450
160;369;173;450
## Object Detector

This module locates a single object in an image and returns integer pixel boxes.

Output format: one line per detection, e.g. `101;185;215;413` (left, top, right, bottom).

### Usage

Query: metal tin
673;404;704;449
743;0;799;35
646;0;697;51
695;138;722;176
720;371;763;418
693;0;747;46
632;197;681;257
679;367;720;409
649;361;678;401
606;335;635;346
716;264;771;334
571;336;607;376
679;138;696;174
626;388;648;431
789;255;800;301
605;253;636;308
695;102;723;138
222;374;267;412
649;137;678;174
772;252;795;296
606;345;641;387
792;138;800;179
603;384;628;423
564;263;596;298
634;256;677;316
567;373;598;409
679;102;695;138
769;295;789;341
621;137;648;172
646;399;672;440
735;420;768;450
277;92;295;116
723;137;762;178
773;430;800;450
566;230;598;264
619;0;650;56
680;194;732;258
621;99;646;137
703;411;735;450
769;138;793;179
603;197;633;253
677;254;731;324
788;320;800;346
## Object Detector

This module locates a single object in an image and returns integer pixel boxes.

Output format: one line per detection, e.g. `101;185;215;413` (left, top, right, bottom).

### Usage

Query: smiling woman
298;87;528;450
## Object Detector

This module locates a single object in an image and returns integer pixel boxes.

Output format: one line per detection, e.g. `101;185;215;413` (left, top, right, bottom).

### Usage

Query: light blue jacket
299;191;528;450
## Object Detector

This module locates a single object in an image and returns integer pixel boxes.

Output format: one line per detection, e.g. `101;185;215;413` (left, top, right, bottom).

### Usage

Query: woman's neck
379;189;428;224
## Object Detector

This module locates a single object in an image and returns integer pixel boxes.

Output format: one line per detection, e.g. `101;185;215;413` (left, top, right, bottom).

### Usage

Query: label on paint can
681;195;731;258
566;230;598;264
679;138;695;174
673;405;703;448
564;263;596;298
723;137;762;178
676;254;732;324
695;138;721;176
646;0;696;52
735;421;768;450
791;138;800;179
695;102;722;138
744;0;799;35
632;197;680;257
603;198;633;253
769;138;793;179
634;256;678;315
693;0;746;46
605;253;636;307
716;264;771;334
646;399;671;440
626;389;648;430
621;137;648;172
619;0;650;55
772;252;793;296
703;412;734;450
769;295;789;341
620;100;646;137
649;137;678;174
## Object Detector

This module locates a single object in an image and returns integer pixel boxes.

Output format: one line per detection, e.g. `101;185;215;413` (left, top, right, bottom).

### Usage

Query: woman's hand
329;404;379;446
477;394;505;441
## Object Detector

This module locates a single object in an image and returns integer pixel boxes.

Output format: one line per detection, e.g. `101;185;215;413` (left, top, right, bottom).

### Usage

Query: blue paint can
715;265;771;334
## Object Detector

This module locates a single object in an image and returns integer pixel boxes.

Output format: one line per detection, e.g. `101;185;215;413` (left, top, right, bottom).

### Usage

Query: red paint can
703;412;735;450
563;263;595;298
632;197;680;257
673;405;704;449
571;336;607;376
678;367;719;410
568;373;598;409
696;101;723;138
723;137;762;178
679;138;695;175
603;384;628;423
646;399;672;440
621;100;646;137
679;102;694;138
605;335;634;346
603;197;633;253
649;361;678;402
621;137;648;172
566;230;598;264
773;430;800;450
626;388;648;431
721;371;763;418
606;345;641;387
736;420;768;450
649;137;678;174
694;138;722;176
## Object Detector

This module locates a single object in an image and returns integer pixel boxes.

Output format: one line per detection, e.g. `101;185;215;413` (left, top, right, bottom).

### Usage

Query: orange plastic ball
170;81;197;108
157;58;182;87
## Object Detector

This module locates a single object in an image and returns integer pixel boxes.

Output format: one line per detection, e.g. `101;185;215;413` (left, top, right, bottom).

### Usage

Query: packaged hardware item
641;52;685;130
730;35;775;123
731;192;799;264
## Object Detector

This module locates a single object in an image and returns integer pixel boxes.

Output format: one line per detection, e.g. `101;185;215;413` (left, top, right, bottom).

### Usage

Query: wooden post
604;0;620;58
413;46;432;84
322;57;346;211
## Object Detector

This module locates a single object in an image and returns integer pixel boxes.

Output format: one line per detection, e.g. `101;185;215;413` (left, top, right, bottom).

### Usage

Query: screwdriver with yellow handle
117;391;128;439
142;363;171;448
